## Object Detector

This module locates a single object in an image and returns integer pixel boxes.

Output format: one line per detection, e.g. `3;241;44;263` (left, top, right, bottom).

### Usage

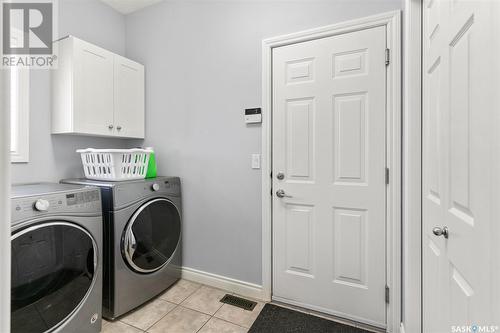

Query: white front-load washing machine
61;177;182;319
10;183;103;333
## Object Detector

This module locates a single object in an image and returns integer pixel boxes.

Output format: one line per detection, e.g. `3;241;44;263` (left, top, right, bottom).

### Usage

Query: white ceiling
99;0;164;15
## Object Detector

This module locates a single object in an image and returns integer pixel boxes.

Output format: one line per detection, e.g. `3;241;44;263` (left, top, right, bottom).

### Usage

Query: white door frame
0;38;12;333
261;10;402;332
402;0;422;332
0;75;10;330
0;1;12;328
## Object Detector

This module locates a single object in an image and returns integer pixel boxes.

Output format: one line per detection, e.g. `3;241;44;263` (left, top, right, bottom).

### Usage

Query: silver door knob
276;189;292;198
432;226;449;239
117;125;122;130
276;172;285;180
108;124;114;129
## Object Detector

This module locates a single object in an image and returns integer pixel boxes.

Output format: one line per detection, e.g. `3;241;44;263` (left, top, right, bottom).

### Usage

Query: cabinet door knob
108;124;114;129
117;126;122;130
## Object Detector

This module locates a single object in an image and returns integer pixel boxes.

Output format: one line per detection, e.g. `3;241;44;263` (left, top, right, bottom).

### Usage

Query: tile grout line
188;289;247;333
141;281;204;332
180;302;224;319
177;283;204;309
213;316;251;330
144;282;206;333
194;314;210;333
118;320;144;331
117;297;178;331
159;281;202;305
116;319;146;332
143;290;223;332
178;284;226;317
142;302;179;332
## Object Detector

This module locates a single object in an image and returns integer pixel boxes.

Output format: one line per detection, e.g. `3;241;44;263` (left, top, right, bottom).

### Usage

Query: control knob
34;199;50;212
151;183;160;191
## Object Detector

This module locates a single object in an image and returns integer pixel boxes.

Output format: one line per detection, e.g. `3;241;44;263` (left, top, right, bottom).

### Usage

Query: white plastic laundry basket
77;148;152;181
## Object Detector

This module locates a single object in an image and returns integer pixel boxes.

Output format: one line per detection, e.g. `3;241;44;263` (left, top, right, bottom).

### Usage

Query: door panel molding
261;10;401;332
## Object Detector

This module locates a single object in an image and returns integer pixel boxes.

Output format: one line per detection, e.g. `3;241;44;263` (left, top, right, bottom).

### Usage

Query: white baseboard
180;266;266;301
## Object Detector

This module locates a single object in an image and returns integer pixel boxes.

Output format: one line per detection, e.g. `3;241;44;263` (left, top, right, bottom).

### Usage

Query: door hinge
385;285;390;303
385;167;390;185
385;48;390;66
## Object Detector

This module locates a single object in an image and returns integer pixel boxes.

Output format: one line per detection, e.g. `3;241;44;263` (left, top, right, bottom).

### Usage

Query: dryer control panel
113;177;181;209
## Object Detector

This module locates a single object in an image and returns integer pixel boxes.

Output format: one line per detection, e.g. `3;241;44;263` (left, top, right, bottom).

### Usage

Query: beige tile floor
101;279;264;333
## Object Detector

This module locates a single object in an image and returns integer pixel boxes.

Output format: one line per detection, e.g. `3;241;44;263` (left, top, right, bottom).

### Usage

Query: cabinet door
114;55;145;138
73;38;114;136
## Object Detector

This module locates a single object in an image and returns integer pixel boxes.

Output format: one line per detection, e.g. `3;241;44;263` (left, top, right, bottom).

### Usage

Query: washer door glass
122;198;181;273
11;222;97;333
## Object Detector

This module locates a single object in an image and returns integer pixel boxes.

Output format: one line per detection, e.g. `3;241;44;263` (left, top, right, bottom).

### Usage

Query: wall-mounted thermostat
245;108;262;124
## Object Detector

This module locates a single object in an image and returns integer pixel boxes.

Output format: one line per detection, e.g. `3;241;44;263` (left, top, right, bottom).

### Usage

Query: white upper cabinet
113;55;145;138
52;36;145;138
73;38;114;136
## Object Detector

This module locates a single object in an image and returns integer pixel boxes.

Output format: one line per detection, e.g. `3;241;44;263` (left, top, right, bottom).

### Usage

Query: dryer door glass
123;198;181;273
11;222;97;333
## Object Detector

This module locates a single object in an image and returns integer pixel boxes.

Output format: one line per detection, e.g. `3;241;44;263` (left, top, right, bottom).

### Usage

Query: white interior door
272;26;387;327
423;1;500;332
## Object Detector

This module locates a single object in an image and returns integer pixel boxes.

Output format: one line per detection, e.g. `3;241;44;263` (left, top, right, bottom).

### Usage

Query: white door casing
272;26;387;328
0;43;12;333
402;1;423;332
423;1;500;331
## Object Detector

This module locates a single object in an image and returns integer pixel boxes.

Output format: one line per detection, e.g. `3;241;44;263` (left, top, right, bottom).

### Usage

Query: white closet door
272;26;387;327
423;1;500;331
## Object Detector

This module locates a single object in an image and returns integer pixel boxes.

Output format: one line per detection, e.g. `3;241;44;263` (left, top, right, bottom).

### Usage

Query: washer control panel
12;189;101;221
65;190;100;206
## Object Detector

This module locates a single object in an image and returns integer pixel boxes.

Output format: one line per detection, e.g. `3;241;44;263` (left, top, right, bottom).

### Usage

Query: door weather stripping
385;48;390;66
385;285;390;303
385;168;390;185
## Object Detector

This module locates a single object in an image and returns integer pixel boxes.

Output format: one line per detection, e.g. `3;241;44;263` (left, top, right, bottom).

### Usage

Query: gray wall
126;0;402;285
11;0;141;184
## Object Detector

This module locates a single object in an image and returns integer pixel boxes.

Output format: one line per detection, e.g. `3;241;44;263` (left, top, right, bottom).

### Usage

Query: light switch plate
251;154;261;169
245;114;262;124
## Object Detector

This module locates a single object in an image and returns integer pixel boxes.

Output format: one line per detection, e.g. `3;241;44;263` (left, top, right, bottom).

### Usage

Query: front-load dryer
61;177;182;319
11;183;103;333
